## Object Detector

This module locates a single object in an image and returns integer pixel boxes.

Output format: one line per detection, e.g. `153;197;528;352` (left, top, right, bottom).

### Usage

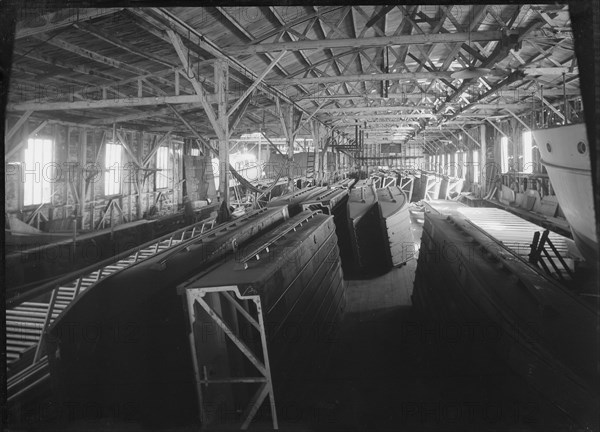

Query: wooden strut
529;230;574;282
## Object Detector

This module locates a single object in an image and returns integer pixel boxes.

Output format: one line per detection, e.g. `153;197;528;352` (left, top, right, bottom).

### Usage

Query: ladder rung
20;302;50;308
7;334;40;343
7;338;38;345
6;327;42;335
7;310;59;318
6;345;29;353
6;319;44;327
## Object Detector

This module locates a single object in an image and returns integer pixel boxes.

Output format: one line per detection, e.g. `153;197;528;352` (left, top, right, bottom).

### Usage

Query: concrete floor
282;211;578;432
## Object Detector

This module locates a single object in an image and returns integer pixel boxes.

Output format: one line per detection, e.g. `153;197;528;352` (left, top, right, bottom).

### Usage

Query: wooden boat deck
424;200;578;277
348;186;377;224
267;185;329;215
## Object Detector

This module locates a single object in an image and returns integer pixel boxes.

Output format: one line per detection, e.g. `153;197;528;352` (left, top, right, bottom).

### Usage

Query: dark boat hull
348;186;388;276
301;188;355;277
45;207;288;426
412;211;599;428
178;211;346;426
376;186;413;266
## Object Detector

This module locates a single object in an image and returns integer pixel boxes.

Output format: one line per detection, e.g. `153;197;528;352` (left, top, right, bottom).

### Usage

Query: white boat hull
533;123;598;265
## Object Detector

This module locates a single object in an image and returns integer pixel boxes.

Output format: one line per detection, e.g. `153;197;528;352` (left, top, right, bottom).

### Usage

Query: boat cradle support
182;286;279;430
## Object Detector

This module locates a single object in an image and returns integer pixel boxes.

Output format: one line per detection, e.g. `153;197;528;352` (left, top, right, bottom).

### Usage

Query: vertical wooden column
286;105;294;188
480;124;487;194
136;131;143;220
311;120;320;183
215;60;229;206
257;133;262;180
334;148;338;177
80;129;87;229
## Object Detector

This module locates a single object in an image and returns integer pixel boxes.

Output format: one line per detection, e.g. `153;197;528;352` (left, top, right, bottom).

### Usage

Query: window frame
23;137;54;207
522;130;533;174
473;150;480;183
104;142;123;197
500;136;509;173
155;146;171;190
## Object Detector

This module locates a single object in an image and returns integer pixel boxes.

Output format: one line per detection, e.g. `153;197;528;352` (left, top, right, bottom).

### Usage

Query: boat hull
178;212;345;426
533;123;598;265
45;208;289;425
376;186;413;266
412;211;599;428
348;186;388;275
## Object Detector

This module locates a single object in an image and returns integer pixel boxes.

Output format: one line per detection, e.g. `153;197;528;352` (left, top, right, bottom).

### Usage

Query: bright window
156;146;170;189
500;136;509;173
23;138;53;206
104;143;122;195
473;150;480;183
522;131;533;173
452;152;458;177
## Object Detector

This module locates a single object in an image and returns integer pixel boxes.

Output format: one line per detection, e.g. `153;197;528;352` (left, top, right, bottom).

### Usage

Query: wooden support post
80;129;87;230
137;132;144;219
215;60;230;207
169;134;175;213
257;133;262;180
479;124;487;194
287;105;294;187
311;120;320;183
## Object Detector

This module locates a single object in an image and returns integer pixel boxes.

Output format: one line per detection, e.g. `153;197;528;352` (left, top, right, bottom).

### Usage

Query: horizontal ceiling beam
327;113;436;121
294;93;439;101
294;87;581;101
522;66;579;75
7;95;208;112
268;71;454;86
319;106;433;114
15;8;124;39
88;104;199;125
224;30;507;54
